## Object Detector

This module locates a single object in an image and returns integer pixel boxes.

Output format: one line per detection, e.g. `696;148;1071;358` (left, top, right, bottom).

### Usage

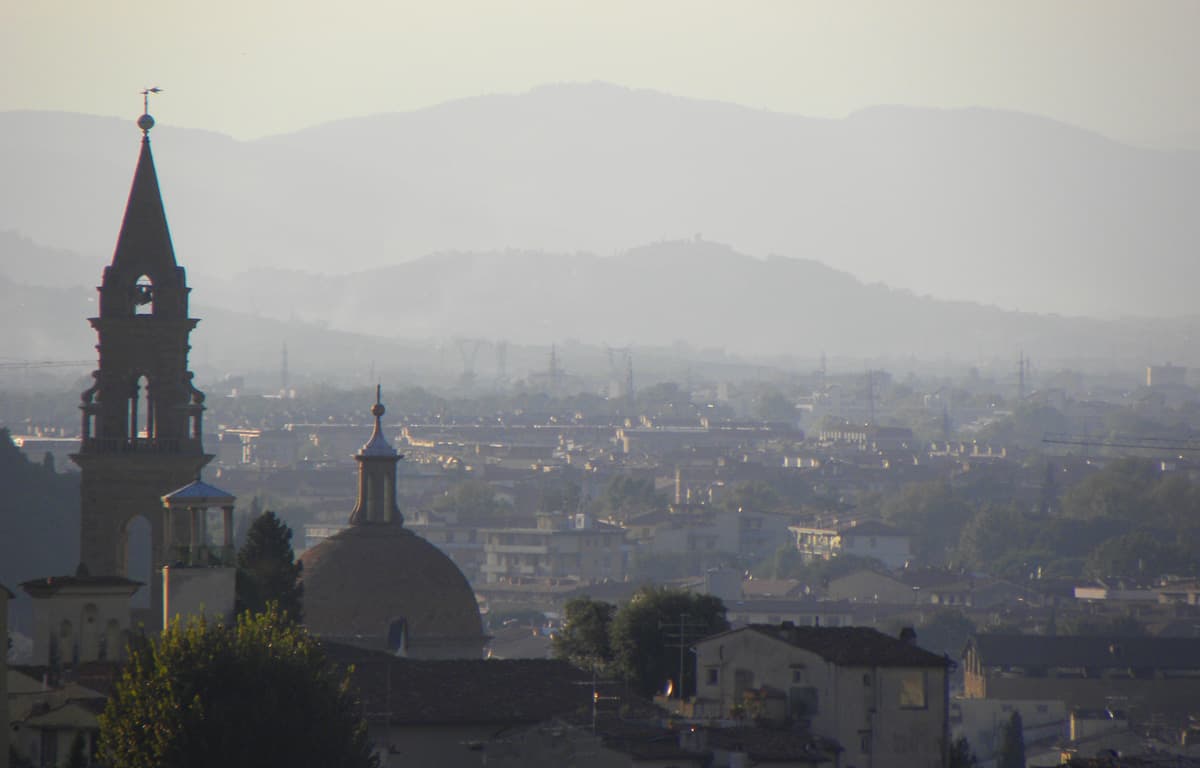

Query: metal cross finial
376;383;382;405
141;87;163;115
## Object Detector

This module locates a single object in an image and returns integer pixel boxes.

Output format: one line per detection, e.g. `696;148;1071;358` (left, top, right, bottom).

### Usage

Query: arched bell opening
127;375;155;441
133;274;154;315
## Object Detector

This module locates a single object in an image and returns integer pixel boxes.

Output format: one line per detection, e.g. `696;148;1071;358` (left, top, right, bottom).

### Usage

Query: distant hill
175;240;1200;366
5;236;1199;369
1;83;1198;317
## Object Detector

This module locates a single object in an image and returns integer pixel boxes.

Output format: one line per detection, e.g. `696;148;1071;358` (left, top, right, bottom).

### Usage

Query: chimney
899;627;917;645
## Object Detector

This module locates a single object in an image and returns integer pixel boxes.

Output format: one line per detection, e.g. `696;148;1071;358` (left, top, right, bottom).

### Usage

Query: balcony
485;544;551;555
80;437;203;455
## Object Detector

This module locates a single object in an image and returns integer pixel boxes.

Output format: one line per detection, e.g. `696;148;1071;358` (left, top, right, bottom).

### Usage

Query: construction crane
0;359;93;370
1042;433;1200;454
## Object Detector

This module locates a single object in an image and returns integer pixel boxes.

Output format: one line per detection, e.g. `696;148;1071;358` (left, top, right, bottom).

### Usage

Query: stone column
222;505;234;563
189;508;200;565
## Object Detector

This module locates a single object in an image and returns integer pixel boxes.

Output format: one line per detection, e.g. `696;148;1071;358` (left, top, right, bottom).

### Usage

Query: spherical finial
372;383;384;417
138;113;155;133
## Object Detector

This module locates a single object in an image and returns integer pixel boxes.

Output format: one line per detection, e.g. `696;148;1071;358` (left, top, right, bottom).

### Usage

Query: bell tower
71;104;211;628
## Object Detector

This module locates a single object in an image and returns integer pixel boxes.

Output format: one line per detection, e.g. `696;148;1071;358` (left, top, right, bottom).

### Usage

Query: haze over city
4;5;1200;768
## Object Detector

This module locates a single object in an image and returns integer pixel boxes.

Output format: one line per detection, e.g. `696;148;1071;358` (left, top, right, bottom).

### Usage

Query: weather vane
138;87;162;135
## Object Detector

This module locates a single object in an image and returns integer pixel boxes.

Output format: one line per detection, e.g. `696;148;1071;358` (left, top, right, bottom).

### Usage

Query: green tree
599;475;666;521
609;587;728;698
997;711;1026;768
949;736;979;768
540;480;583;515
754;389;796;423
236;511;303;620
552;597;616;671
720;480;782;514
1061;458;1159;522
1084;531;1194;581
431;479;508;522
99;607;376;768
957;503;1034;569
882;480;973;564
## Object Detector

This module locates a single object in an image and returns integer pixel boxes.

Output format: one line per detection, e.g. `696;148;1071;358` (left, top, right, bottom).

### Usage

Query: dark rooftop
706;625;950;668
322;642;608;725
968;634;1200;670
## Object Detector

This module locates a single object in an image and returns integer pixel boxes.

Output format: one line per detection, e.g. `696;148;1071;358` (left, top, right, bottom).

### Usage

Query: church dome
300;389;484;658
300;524;483;658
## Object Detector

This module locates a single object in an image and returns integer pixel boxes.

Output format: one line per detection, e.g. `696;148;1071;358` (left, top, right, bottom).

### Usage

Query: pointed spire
110;112;177;276
359;384;396;457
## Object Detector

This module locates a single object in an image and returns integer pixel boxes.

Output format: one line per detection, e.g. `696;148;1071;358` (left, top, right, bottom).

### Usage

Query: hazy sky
3;1;1199;148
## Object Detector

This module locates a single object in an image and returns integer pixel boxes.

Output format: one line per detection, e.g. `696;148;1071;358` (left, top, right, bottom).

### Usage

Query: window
898;671;927;709
792;669;805;684
860;732;872;754
706;668;719;685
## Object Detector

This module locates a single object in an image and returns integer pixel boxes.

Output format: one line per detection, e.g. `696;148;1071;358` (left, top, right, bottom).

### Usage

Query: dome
300;525;484;659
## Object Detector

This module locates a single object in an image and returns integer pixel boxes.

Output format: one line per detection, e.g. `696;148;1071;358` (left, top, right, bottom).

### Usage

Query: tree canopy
552;596;616;671
598;475;666;521
609;587;728;698
0;428;79;589
99;607;376;768
235;511;304;621
997;710;1026;768
431;478;510;522
552;589;729;699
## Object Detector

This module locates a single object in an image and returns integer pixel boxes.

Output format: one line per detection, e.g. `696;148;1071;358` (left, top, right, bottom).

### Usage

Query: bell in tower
71;101;212;629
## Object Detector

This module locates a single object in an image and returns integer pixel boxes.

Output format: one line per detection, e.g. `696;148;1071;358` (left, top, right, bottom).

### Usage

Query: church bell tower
71;105;211;628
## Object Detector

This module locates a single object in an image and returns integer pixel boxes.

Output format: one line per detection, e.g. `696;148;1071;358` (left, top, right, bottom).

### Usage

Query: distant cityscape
5;89;1200;768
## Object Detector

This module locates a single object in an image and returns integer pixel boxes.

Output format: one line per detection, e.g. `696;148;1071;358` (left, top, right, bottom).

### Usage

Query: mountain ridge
1;82;1196;317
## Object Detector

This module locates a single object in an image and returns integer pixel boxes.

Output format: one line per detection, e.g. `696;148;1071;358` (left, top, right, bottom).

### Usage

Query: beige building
481;513;627;585
790;521;913;570
692;625;951;768
20;570;141;666
7;670;107;768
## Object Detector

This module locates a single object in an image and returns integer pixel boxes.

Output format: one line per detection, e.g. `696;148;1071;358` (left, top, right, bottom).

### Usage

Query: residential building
7;670;107;768
789;520;914;570
838;521;913;569
950;697;1068;764
481;513;628;585
692;624;952;768
723;599;854;628
962;634;1200;718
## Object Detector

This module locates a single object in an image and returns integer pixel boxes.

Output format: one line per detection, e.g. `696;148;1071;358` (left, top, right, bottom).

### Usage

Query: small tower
71;100;211;629
348;385;403;525
160;478;237;627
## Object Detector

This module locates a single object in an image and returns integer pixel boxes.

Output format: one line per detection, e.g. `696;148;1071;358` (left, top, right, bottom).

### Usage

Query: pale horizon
4;1;1199;148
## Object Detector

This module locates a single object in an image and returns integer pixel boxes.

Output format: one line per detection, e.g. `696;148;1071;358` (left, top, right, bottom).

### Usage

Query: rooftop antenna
281;343;289;393
1017;351;1027;401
